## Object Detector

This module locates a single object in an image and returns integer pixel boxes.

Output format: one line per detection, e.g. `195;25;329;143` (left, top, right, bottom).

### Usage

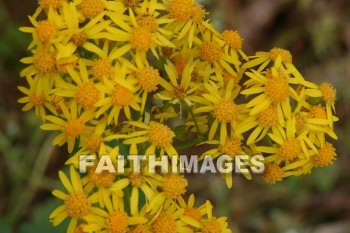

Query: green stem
180;101;203;141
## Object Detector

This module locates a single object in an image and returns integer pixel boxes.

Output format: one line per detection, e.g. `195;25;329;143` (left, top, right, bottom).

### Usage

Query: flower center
201;219;222;233
222;30;243;50
29;92;45;107
263;164;283;184
71;32;87;46
309;105;327;119
314;142;336;167
278;138;301;161
75;82;100;109
219;138;241;157
213;99;237;123
152;212;176;233
258;106;279;128
137;67;160;92
92;58;113;80
191;70;203;83
86;134;103;153
128;172;146;188
200;41;222;64
79;0;104;19
319;82;336;104
106;212;129;233
161;47;174;58
36;20;58;44
130;224;151;233
149;122;174;149
172;85;187;99
34;52;56;74
123;0;139;8
269;47;292;63
184;207;202;222
162;174;187;199
65;119;85;138
111;85;133;106
88;168;116;188
130;27;152;52
168;0;193;21
75;224;88;233
191;3;205;22
136;14;158;33
173;56;188;75
65;192;90;218
265;74;290;103
39;0;63;11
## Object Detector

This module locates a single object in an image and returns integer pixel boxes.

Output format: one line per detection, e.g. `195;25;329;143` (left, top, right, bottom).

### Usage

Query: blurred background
0;0;349;232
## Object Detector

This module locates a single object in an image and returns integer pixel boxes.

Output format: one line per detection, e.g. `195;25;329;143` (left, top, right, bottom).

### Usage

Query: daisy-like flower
127;60;161;112
105;4;175;61
40;101;95;153
195;30;241;77
54;59;102;110
19;9;64;47
166;0;209;48
235;105;283;145
217;29;248;61
38;0;66;13
256;123;318;164
49;166;100;233
83;194;148;233
193;79;245;144
121;120;178;156
241;68;303;118
76;0;126;19
150;200;191;233
95;62;141;124
177;194;207;229
198;201;232;233
304;82;337;126
57;2;111;55
20;48;61;98
243;47;293;71
155;59;199;106
147;173;188;214
17;76;58;120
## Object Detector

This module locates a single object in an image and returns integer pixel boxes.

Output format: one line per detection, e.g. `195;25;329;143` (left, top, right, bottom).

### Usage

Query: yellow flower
19;9;64;46
17;77;58;120
121;121;178;156
55;60;102;110
155;59;199;106
20;48;61;98
40;101;95;153
83;194;148;233
198;201;232;233
196;30;241;77
193;79;244;144
49;166;99;233
177;194;207;229
241;68;303;118
146;173;188;215
95;63;141;124
150;201;190;233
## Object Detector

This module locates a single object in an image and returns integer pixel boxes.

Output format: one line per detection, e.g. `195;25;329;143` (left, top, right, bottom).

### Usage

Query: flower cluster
18;0;338;232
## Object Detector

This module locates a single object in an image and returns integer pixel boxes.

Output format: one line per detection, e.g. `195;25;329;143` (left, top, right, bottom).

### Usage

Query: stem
175;137;202;151
180;101;203;141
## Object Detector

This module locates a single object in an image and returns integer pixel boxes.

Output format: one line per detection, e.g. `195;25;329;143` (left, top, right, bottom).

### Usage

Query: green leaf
174;125;189;141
